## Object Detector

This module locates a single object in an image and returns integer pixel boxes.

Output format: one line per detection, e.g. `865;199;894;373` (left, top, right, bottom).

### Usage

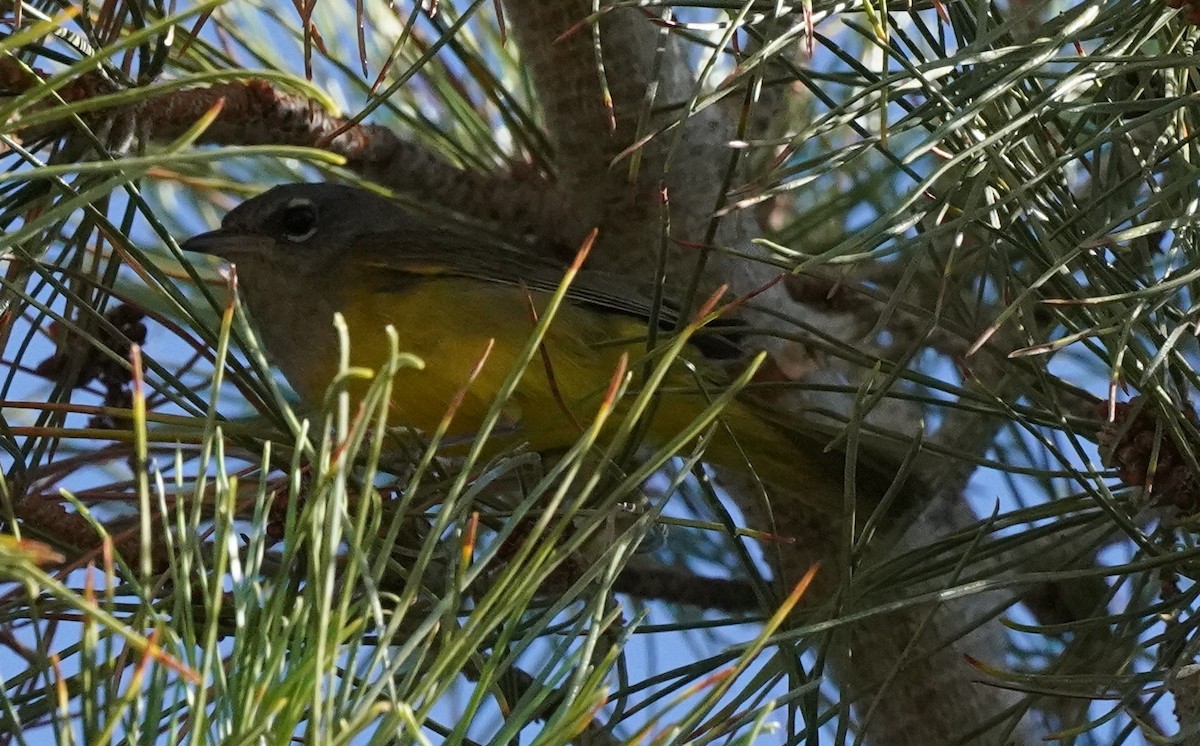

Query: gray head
181;183;418;266
180;183;430;389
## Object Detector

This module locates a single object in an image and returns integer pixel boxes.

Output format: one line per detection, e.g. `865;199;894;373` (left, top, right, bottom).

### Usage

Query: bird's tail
682;397;912;514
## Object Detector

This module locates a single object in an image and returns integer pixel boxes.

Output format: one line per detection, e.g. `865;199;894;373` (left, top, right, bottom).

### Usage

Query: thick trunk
500;3;1035;743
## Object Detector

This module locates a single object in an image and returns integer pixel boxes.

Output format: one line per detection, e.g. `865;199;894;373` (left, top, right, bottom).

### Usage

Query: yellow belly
302;276;650;451
275;273;862;509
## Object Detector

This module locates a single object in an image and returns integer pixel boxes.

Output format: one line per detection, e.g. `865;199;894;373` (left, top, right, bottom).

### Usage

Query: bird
182;183;900;510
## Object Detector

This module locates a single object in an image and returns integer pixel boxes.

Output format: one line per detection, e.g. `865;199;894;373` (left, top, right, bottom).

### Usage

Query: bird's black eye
280;198;317;242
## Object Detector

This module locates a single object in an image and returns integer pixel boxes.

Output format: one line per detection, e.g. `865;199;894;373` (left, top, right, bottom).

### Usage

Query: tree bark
500;3;1038;743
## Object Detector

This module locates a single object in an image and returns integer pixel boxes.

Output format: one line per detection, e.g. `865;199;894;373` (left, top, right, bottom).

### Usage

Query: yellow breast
257;269;841;505
316;275;649;451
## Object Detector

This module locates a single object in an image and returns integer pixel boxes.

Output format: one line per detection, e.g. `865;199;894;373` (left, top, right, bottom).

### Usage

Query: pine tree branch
0;58;574;247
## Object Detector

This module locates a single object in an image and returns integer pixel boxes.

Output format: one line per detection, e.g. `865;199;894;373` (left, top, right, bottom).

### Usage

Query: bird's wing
352;229;749;361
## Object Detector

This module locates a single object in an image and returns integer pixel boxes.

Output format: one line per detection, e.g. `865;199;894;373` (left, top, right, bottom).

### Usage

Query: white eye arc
280;197;318;242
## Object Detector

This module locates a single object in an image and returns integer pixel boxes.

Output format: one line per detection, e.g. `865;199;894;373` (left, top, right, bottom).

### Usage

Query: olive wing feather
351;230;748;361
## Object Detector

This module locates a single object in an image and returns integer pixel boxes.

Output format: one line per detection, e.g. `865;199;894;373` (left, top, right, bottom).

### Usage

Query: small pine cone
34;302;146;393
1098;397;1200;512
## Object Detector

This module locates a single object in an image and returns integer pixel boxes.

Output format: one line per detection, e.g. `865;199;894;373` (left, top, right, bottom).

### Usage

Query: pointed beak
181;229;272;259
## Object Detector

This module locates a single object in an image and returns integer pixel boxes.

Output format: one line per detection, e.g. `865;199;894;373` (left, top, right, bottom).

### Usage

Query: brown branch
0;58;575;248
611;556;764;612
